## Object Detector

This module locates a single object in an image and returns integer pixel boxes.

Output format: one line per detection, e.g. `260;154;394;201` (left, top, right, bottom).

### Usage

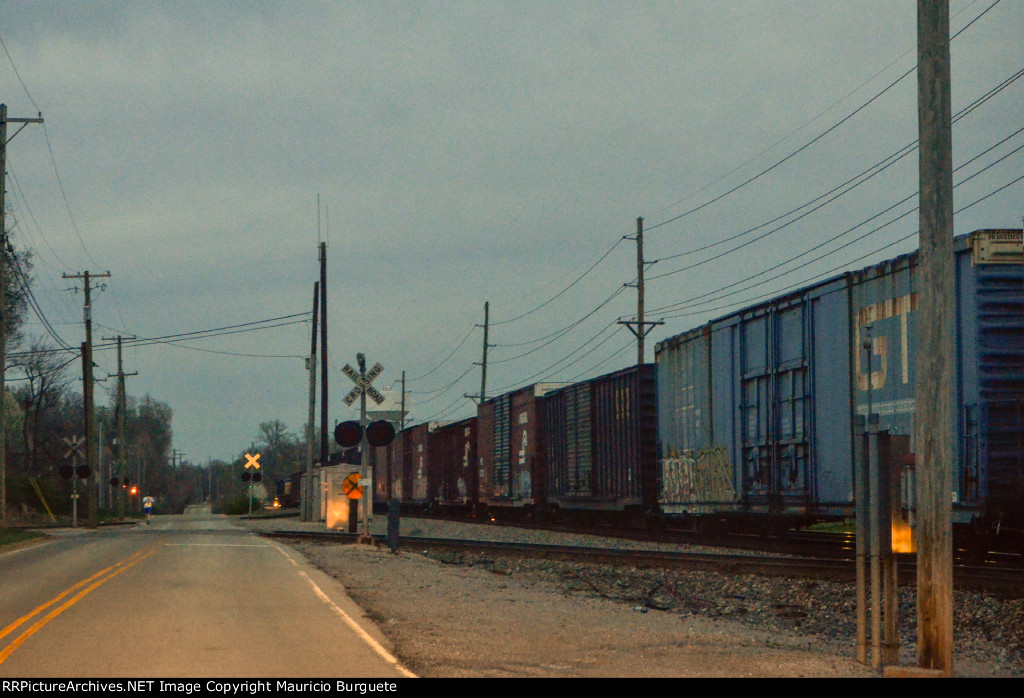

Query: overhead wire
653;169;1024;324
648;121;1024;318
645;0;1002;237
645;64;1024;283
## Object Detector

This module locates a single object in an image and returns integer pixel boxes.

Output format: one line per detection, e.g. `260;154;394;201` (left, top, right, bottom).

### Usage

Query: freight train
361;229;1023;551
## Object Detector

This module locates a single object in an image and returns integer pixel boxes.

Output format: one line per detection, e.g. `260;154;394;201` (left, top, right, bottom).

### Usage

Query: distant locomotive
365;228;1023;550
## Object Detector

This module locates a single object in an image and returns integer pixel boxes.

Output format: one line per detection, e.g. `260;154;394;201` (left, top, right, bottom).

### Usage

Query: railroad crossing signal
61;436;90;479
343;361;385;406
62;435;85;461
243;452;262;482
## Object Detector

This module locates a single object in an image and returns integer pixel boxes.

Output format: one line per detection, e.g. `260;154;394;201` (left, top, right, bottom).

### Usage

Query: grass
0;527;47;550
805;519;856;534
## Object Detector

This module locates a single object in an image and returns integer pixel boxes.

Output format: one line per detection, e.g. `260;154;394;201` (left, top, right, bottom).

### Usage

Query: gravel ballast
243;515;1024;678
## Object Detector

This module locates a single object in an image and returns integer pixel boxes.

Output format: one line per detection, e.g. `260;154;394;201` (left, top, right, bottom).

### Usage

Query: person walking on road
142;495;155;524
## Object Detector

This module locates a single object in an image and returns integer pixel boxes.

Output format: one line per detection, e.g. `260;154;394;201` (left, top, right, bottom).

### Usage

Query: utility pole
104;334;136;511
319;242;329;510
0;104;43;524
400;370;407;431
464;302;490;404
618;217;663;365
304;281;319;522
65;270;110;525
914;0;954;676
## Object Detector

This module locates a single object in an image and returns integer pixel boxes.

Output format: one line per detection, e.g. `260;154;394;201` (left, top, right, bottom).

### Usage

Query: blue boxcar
655;229;1023;532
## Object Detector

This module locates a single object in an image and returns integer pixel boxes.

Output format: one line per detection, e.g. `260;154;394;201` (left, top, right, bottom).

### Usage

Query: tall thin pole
358;353;370;541
465;302;491;405
400;370;406;431
0;104;43;524
65;270;110;525
480;302;489;402
104;334;136;509
319;242;328;508
618;217;662;365
915;0;954;675
304;281;319;522
636;217;646;365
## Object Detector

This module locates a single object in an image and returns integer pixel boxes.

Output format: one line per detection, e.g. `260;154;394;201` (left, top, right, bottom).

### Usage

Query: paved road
0;505;414;678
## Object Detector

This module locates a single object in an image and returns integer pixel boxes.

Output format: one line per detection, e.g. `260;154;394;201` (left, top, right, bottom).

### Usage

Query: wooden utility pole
65;270;110;524
465;302;490;405
0;104;43;524
319;242;328;503
104;334;137;509
304;281;318;522
618;217;663;364
400;370;406;430
915;0;954;675
479;302;489;402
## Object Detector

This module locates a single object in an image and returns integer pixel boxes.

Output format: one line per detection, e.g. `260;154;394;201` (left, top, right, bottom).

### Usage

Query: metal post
358;353;372;542
916;0;955;674
868;413;882;670
880;432;900;666
855;415;868;665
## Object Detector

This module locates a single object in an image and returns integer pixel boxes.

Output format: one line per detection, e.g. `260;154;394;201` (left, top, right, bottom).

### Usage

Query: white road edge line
265;539;417;679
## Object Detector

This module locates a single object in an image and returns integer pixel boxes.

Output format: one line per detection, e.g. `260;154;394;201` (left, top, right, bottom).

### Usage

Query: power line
645;0;1003;237
490;236;625;326
653;170;1024;323
645;66;1024;283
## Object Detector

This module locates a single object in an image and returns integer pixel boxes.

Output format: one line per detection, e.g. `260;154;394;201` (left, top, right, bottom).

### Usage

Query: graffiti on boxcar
855;292;917;392
661;447;737;503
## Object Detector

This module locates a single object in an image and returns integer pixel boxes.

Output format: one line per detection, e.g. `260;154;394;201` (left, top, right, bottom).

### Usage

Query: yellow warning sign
342;472;363;499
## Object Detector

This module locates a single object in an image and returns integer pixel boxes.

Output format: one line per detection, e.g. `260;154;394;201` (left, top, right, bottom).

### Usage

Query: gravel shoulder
239;515;1024;678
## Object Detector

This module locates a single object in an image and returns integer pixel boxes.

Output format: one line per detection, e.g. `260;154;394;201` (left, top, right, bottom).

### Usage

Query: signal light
366;420;396;447
334;420;362;448
130;486;138;496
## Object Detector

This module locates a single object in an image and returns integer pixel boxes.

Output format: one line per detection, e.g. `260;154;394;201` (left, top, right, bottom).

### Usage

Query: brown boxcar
401;422;437;508
478;383;566;515
430;417;478;512
371;443;392;505
544;365;658;517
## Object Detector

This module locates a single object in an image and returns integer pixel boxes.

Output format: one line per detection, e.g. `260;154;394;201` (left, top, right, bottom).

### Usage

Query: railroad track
261;528;1024;595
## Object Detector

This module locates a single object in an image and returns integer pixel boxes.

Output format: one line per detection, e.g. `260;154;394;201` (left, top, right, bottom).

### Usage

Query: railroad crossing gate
343;362;385;406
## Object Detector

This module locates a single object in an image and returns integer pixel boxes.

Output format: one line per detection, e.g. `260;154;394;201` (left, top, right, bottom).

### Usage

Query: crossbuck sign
343;361;385;407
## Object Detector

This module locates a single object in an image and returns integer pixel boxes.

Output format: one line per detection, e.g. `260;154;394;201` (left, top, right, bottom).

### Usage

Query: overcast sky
1;1;1021;467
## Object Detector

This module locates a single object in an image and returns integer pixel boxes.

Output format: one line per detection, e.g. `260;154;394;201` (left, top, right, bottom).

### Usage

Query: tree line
2;232;317;522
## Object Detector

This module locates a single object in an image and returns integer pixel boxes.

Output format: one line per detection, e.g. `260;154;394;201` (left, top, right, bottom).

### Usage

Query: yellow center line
0;540;164;665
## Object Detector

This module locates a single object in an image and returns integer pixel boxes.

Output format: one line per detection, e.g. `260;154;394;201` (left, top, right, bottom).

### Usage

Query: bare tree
10;340;74;476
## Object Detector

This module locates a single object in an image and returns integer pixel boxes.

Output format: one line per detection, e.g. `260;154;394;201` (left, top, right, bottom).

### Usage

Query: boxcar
430;416;478;514
655;229;1024;538
371;442;392;505
396;422;437;509
543;364;658;521
478;383;566;517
